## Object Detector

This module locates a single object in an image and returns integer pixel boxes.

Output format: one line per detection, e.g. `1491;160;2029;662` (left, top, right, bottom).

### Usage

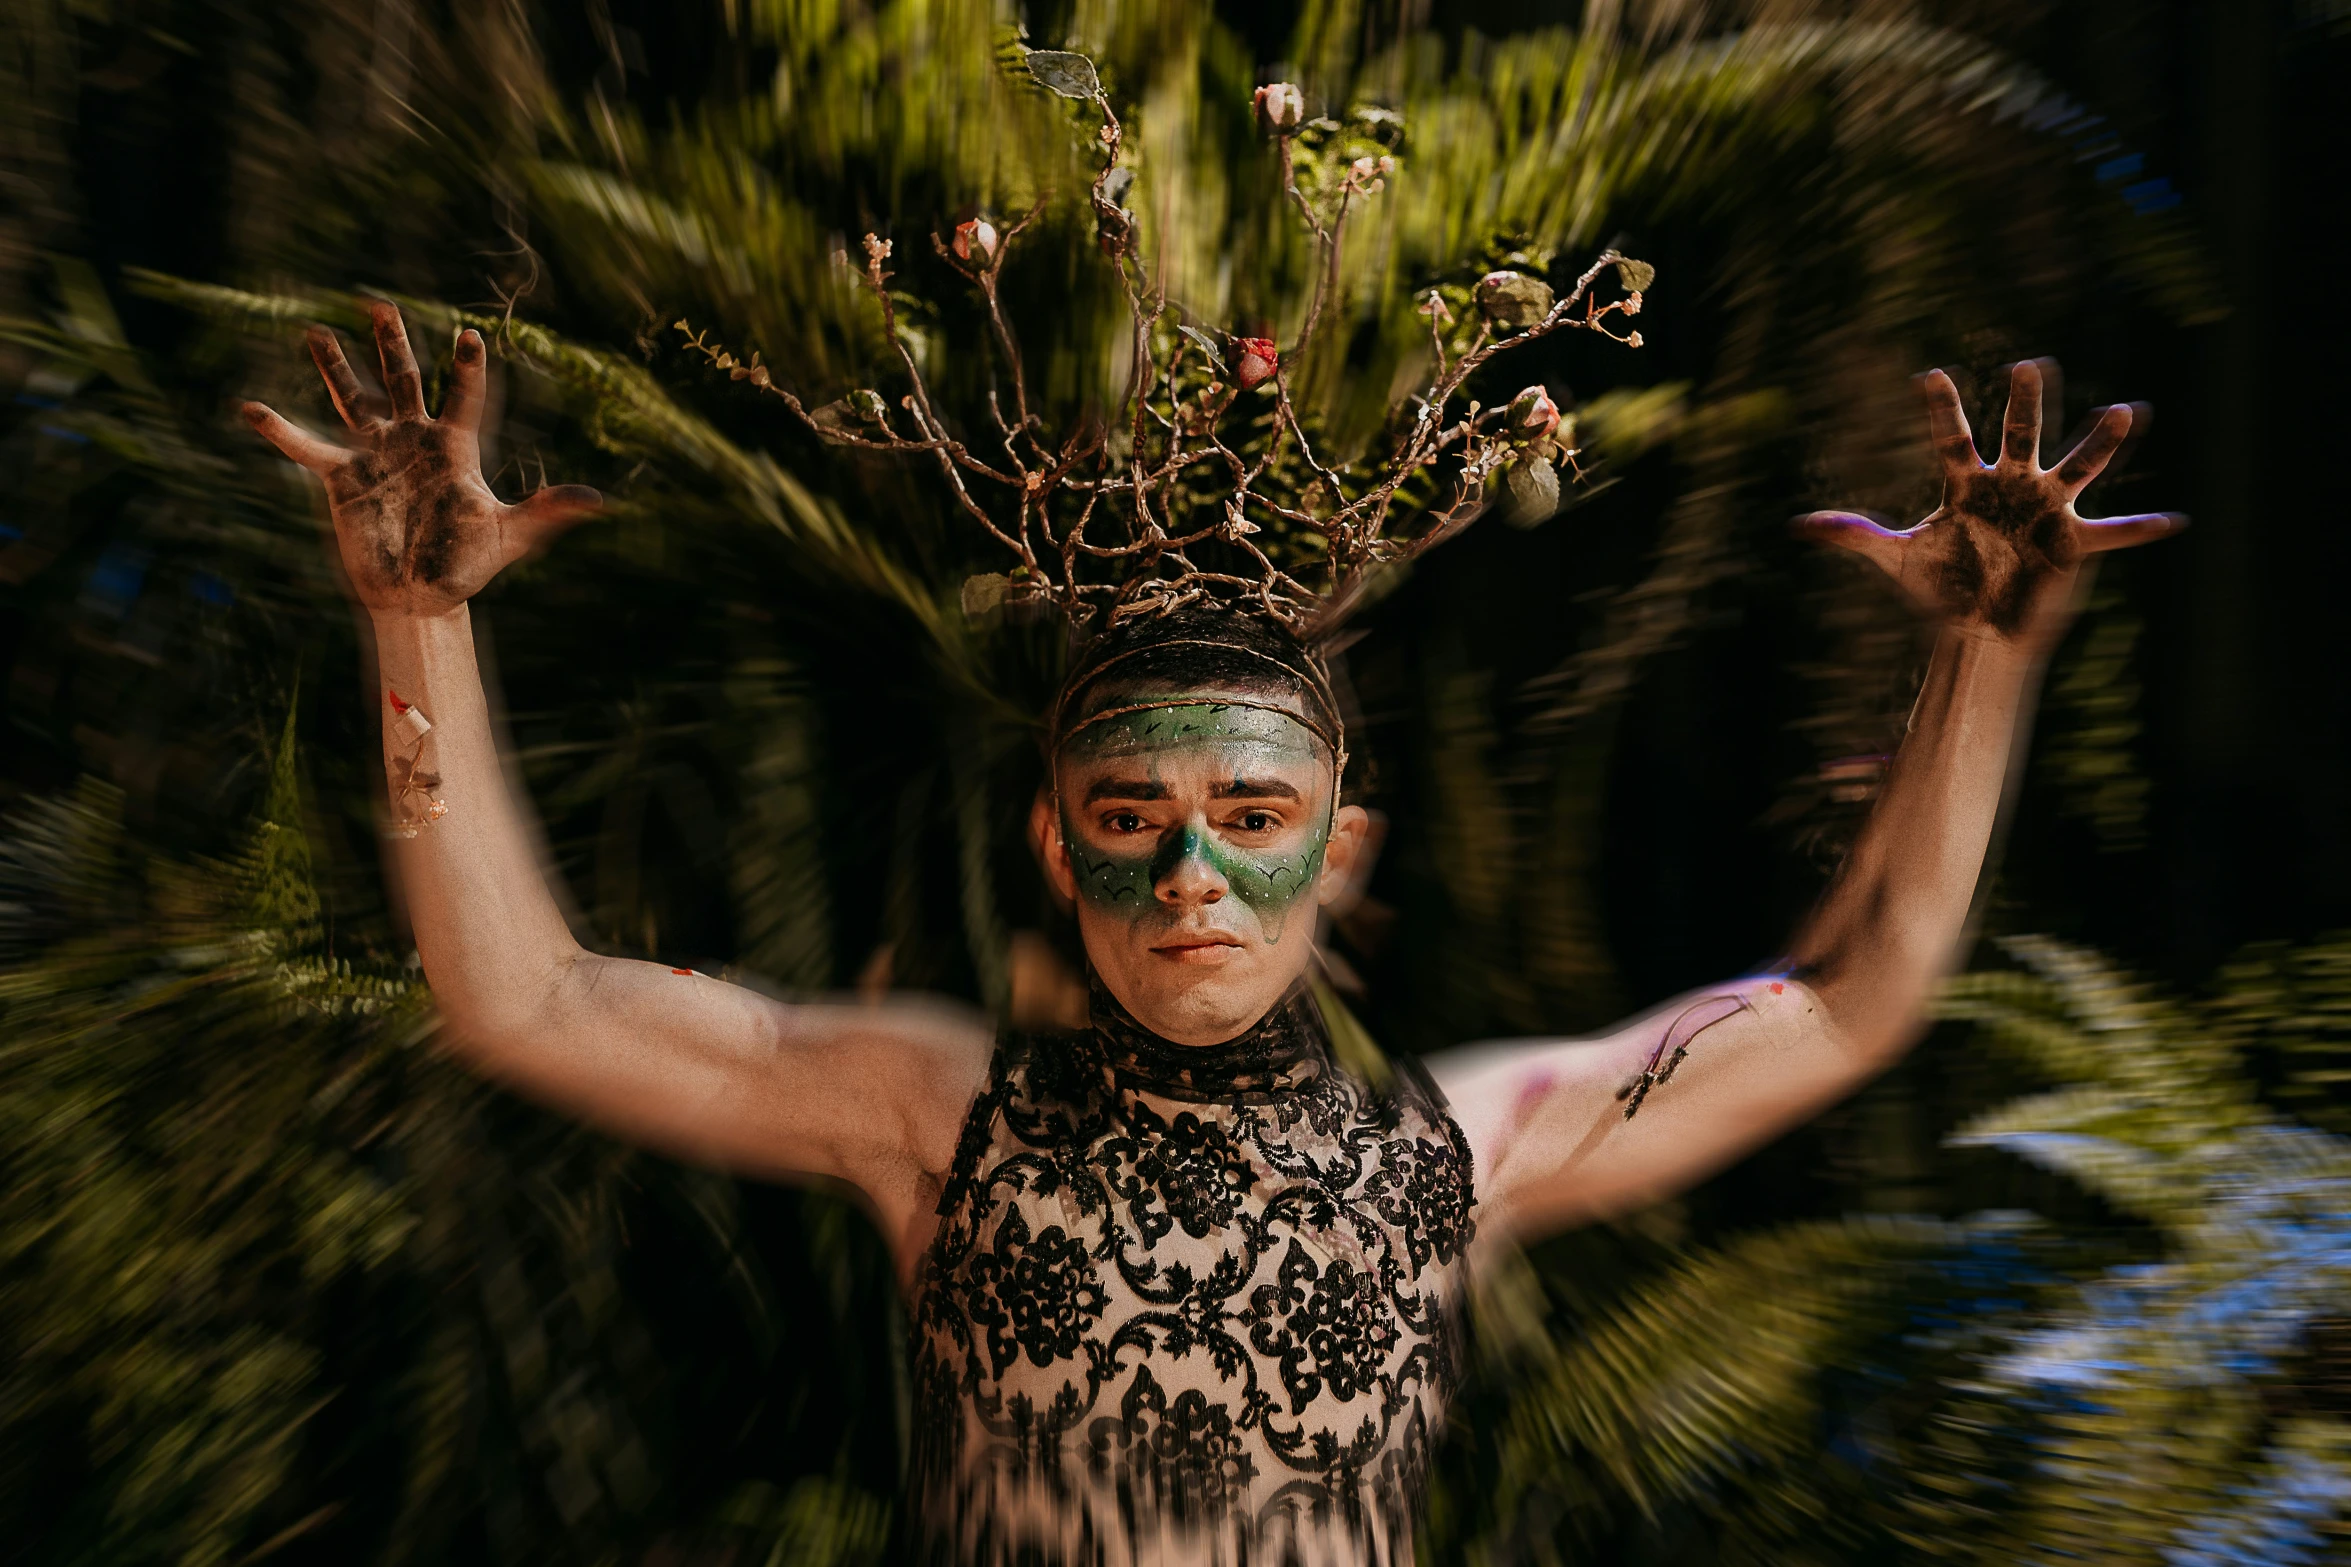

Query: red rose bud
1506;385;1561;443
1253;82;1304;133
1233;337;1279;390
953;217;999;265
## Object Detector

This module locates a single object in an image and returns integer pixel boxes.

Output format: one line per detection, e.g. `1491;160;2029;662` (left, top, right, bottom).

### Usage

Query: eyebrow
1079;776;1305;804
1211;777;1303;801
1083;777;1169;803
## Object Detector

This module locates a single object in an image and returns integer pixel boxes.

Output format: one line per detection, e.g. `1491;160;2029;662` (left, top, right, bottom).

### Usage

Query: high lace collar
1087;976;1330;1102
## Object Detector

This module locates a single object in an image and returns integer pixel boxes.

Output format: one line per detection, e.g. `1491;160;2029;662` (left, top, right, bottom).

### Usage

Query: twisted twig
680;57;1654;637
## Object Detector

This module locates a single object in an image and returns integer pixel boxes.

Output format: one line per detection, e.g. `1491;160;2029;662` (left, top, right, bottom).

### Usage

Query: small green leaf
1476;271;1555;331
1178;326;1227;374
960;572;1012;620
1025;50;1101;99
1614;257;1657;293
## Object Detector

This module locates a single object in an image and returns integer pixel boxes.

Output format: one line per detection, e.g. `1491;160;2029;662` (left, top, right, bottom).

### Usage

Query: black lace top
909;983;1478;1565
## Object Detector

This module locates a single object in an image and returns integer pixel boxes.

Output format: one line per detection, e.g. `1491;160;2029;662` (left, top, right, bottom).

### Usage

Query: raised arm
243;303;989;1269
1431;360;2180;1239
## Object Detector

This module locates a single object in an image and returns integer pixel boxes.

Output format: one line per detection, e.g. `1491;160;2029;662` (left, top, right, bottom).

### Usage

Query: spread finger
1795;510;1910;575
2053;403;2137;494
372;301;428;421
441;329;488;431
1919;370;1980;473
2077;511;2185;554
306;327;375;431
504;484;605;554
2000;358;2049;468
242;401;347;472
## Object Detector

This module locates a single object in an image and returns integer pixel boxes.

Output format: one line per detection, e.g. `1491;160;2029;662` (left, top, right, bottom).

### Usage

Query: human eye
1100;809;1150;835
1229;808;1283;835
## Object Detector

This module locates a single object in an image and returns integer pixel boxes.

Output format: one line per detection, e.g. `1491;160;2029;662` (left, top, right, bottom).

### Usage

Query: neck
1087;976;1327;1100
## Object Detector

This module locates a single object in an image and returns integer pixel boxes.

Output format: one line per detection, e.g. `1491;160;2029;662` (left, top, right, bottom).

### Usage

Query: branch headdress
682;49;1653;766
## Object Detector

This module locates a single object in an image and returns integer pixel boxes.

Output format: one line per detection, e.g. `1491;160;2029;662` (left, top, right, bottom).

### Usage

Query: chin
1111;957;1294;1046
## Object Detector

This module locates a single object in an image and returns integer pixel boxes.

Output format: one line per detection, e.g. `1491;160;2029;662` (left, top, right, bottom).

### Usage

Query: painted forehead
1056;697;1328;765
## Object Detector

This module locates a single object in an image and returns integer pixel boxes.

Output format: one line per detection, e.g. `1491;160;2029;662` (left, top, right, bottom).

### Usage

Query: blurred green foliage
4;0;2336;1563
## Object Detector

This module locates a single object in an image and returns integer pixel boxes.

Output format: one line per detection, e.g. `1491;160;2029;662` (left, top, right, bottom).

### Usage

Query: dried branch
680;58;1655;638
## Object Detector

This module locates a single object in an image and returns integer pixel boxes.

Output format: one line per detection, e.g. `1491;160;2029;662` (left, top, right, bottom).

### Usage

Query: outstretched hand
242;302;600;618
1800;360;2180;651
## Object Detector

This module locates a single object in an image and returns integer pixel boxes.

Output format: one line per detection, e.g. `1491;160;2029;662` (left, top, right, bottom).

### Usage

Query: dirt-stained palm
241;301;600;616
1799;360;2182;650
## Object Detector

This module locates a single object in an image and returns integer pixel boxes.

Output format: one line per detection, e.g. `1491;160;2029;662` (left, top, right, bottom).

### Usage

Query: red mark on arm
1770;982;1784;995
387;688;412;714
671;968;693;976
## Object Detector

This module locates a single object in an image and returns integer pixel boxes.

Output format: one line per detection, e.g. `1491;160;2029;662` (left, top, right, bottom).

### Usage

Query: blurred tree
1434;935;2351;1564
0;1;2293;1563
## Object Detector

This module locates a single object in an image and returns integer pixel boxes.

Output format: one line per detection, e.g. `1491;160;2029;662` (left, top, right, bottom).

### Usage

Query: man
243;302;2175;1564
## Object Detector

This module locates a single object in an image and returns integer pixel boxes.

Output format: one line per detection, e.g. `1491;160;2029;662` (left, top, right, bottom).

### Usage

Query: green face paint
1058;701;1333;943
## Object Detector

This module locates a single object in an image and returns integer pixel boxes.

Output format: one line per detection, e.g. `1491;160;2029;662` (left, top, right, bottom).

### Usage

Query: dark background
25;0;2346;981
6;3;2348;1563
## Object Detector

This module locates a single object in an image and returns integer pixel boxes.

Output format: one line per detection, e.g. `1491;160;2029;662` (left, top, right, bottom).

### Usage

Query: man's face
1039;695;1369;1047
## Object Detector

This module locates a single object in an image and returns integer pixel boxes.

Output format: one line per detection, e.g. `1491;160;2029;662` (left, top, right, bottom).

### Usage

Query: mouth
1150;933;1246;964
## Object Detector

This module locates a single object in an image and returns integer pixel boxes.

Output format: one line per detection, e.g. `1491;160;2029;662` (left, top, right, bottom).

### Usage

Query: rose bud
953;217;999;265
1253;82;1305;133
1505;385;1561;444
1232;336;1279;390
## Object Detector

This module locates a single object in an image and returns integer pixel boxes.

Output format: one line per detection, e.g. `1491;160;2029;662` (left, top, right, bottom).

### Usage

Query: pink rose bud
1254;82;1305;133
1232;337;1279;390
1351;156;1377;180
1506;385;1561;443
953;217;999;265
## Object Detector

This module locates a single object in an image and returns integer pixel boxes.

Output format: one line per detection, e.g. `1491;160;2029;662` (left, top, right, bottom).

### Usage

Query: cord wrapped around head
1051;601;1348;780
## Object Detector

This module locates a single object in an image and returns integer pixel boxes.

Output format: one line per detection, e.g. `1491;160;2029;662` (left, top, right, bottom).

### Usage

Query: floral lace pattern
909;984;1477;1566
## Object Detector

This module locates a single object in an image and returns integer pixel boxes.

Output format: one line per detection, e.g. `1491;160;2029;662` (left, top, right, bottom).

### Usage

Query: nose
1153;819;1227;906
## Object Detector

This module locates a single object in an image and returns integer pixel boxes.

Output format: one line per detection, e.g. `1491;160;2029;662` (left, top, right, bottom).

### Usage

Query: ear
1030;787;1077;907
1317;804;1376;909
